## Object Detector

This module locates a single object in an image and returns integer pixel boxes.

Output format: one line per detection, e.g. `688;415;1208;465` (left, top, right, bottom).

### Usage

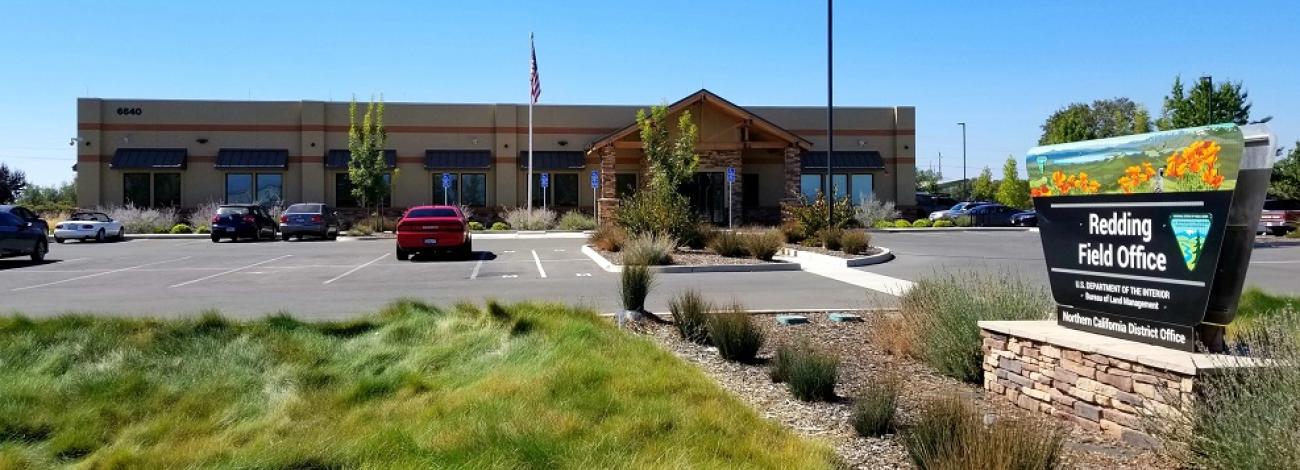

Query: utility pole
825;0;834;225
937;151;943;181
957;122;967;199
1201;75;1213;125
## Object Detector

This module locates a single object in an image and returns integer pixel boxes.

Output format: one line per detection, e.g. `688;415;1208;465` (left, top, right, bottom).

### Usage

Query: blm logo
1170;213;1212;271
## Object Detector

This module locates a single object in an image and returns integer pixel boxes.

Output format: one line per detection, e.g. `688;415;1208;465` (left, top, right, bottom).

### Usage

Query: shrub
911;219;932;228
892;219;911;228
622;232;675;266
788;191;856;236
619;264;655;312
349;222;376;236
503;207;556;230
872;220;893;229
904;394;1063;470
188;200;222;232
898;270;1052;382
707;306;764;364
953;214;974;227
467;221;485;231
840;230;871;255
195;225;211;234
670;290;712;345
769;342;838;402
932;219;955;228
490;221;509;231
682;223;715;250
104;205;179;234
851;376;900;437
589;224;627;252
819;227;844;251
169;224;193;234
1288;229;1300;239
615;191;698;242
741;229;784;261
708;230;747;257
557;211;597;231
854;194;901;228
780;222;807;244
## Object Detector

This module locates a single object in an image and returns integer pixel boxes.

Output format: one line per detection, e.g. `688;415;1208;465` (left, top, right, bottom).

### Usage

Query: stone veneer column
597;145;618;225
780;145;802;222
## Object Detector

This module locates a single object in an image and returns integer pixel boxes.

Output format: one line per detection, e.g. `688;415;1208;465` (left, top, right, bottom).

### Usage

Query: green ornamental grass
669;289;712;345
851;376;900;437
707;306;764;364
769;342;838;402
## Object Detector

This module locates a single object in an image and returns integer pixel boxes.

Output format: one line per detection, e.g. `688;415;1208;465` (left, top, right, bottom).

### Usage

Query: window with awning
518;151;585;170
110;148;187;169
425;150;491;169
216;149;288;169
801;151;885;170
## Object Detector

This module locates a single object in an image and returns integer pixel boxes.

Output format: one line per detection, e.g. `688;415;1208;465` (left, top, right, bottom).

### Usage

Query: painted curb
779;247;894;268
580;245;801;273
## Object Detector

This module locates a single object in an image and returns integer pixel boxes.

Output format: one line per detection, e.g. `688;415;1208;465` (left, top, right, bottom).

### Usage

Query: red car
1259;200;1300;236
395;205;472;260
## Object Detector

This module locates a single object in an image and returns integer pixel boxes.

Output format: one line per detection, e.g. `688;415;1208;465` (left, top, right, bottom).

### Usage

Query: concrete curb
778;247;894;268
871;227;1037;233
580;245;801;273
473;231;592;239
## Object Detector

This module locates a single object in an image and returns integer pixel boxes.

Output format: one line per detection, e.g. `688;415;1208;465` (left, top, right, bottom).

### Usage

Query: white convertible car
53;211;125;243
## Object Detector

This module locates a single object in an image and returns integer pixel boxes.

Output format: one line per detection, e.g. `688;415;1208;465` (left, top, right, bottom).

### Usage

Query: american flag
530;33;541;104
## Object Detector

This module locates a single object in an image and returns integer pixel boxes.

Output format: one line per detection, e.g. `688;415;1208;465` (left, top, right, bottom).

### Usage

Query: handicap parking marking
12;256;192;292
323;253;389;285
170;255;293;288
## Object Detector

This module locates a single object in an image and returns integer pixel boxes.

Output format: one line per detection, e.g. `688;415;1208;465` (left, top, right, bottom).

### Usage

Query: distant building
75;90;915;224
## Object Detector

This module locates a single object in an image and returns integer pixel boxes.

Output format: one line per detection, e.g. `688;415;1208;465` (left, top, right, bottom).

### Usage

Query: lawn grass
1228;287;1300;340
0;300;836;468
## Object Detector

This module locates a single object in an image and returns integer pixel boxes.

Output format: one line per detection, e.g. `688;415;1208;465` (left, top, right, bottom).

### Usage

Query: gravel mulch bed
642;313;1179;469
785;244;885;259
596;247;775;266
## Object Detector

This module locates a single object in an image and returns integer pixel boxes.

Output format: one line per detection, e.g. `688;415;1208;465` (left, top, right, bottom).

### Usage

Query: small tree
348;97;389;229
915;168;941;193
970;167;996;202
996;156;1030;209
1156;75;1251;130
614;104;699;241
1270;143;1300;200
0;163;28;204
1039;98;1152;145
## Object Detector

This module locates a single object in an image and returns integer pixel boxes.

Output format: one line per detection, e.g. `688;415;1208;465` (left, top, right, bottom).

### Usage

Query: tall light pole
825;0;834;225
957;122;967;198
1200;75;1213;125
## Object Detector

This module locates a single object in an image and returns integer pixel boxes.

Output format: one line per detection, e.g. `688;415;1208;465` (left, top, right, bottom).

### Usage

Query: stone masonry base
979;321;1200;448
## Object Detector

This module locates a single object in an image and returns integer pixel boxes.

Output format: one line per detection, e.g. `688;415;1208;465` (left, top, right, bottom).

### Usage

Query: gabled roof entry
587;89;813;153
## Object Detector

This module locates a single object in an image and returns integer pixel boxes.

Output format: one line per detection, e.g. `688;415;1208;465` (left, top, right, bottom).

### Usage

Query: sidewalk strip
323;253;389;285
170;255;291;288
531;250;548;278
13;256;191;291
789;260;915;297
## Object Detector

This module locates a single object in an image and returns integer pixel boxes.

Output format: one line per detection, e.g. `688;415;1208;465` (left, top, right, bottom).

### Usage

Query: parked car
965;204;1024;227
0;205;49;234
1011;210;1038;227
53;211;125;243
929;201;994;221
1259;199;1300;236
395;205;472;260
210;204;278;242
915;193;959;218
279;203;341;241
0;211;47;261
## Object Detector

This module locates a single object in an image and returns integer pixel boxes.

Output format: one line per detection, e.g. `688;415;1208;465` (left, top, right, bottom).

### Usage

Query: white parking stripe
169;255;292;288
531;250;547;278
323;253;388;285
469;252;486;279
12;257;191;291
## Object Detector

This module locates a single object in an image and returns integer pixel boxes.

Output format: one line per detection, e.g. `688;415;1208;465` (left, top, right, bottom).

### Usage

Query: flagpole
527;33;535;211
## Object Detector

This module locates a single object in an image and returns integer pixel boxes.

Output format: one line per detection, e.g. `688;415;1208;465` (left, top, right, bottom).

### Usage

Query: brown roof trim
587;89;813;153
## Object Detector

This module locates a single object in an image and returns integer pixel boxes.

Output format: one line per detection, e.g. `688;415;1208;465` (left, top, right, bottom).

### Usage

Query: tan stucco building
75;90;915;224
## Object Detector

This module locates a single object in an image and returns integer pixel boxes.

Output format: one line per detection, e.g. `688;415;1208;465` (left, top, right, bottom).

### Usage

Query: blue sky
1;0;1297;186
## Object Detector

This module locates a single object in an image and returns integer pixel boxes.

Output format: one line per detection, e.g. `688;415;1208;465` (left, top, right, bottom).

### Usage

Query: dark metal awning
517;151;586;170
216;149;289;169
802;151;885;170
425;150;491;169
110;148;188;169
325;149;397;169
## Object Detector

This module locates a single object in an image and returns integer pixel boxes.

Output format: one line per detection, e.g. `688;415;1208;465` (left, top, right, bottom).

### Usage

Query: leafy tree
0;163;28;204
348;97;389;228
1156;75;1251;130
1039;98;1152;145
915;168;941;193
970;167;996;201
996;156;1030;209
615;104;699;241
1269;142;1300;200
16;181;76;212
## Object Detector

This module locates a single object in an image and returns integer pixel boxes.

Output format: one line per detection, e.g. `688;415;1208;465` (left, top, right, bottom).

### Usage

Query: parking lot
0;236;884;319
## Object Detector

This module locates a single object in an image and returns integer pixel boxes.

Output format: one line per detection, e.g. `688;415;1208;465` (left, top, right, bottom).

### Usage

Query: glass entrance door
680;172;727;225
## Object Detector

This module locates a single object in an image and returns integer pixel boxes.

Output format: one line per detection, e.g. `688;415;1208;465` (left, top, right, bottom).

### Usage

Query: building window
850;174;874;204
434;173;459;205
742;173;759;207
335;173;357;207
432;172;487;207
615;173;638;198
256;174;283;206
830;174;848;201
800;174;822;201
153;173;181;207
124;173;151;206
532;172;579;207
226;174;254;204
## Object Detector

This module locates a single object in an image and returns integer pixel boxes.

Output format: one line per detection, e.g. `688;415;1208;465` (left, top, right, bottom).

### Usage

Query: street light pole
957;122;967;198
825;0;834;226
1201;75;1213;125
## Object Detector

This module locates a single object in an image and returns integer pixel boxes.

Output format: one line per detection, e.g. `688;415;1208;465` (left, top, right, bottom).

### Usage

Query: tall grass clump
853;194;901;228
851;375;900;437
1148;305;1300;468
621;232;675;265
819;227;844;251
103;205;179;234
741;229;784;261
840;230;871;255
904;394;1064;470
503;207;556;230
894;270;1051;382
670;289;711;344
619;264;655;314
707;306;764;364
708;230;746;257
556;211;596;230
769;341;838;401
588;224;627;252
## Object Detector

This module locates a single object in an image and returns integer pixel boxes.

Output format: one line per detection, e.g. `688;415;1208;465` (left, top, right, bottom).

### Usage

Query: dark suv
210;204;278;242
0;211;47;261
279;203;340;241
